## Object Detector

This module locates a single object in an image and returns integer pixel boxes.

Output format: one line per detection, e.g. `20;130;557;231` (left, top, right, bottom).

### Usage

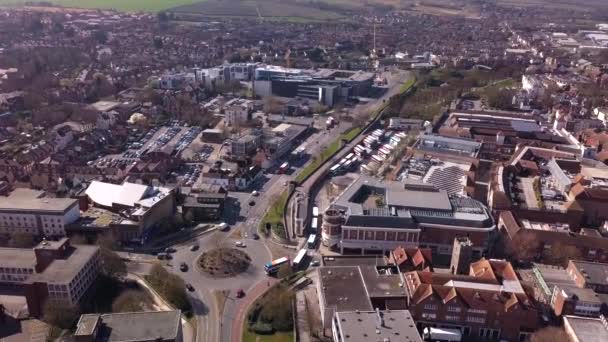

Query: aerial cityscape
1;0;608;341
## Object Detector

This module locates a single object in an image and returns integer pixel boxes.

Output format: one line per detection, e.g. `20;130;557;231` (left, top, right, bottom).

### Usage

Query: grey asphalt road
130;84;412;341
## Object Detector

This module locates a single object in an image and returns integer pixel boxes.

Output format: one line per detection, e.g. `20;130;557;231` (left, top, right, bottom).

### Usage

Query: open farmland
0;0;206;12
171;0;347;21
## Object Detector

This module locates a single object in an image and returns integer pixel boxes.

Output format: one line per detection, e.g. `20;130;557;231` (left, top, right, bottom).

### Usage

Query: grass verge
399;77;417;94
259;191;289;237
242;329;294;342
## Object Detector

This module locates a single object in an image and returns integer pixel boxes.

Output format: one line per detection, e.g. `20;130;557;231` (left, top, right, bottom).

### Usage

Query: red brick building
404;258;539;341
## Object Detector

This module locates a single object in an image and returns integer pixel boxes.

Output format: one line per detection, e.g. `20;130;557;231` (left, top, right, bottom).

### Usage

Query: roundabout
198;247;252;278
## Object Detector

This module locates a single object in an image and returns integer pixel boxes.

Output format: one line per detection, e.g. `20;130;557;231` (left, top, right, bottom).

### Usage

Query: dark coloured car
248;200;255;206
252;233;260;240
180;262;188;272
185;283;194;292
236;289;245;298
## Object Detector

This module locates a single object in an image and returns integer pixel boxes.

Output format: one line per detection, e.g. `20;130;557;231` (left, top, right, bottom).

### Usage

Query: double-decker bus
329;164;342;175
264;257;290;275
312;206;319;218
310;217;318;232
292;249;308;269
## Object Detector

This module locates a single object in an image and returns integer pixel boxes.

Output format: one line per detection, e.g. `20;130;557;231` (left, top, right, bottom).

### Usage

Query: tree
42;300;80;329
99;247;127;280
157;11;169;22
259;286;294;331
485;87;515;110
9;233;35;248
92;30;108;44
112;290;146;313
312;102;328;114
263;96;282;114
530;326;570;342
508;232;540;263
146;264;191;312
544;242;582;267
184;210;195;225
277;263;293;279
153;37;163;49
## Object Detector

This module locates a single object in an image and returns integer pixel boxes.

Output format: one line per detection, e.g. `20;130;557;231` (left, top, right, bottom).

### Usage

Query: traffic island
198;248;251;278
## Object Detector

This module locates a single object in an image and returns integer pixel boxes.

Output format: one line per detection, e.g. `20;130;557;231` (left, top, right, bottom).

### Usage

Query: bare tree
508;231;540;263
530;326;570;342
263;96;282;114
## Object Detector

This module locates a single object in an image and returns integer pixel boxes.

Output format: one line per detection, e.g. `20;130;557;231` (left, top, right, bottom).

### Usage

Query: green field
172;0;345;21
0;0;206;12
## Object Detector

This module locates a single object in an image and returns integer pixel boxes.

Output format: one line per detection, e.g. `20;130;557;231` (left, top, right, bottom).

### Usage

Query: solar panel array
426;165;466;195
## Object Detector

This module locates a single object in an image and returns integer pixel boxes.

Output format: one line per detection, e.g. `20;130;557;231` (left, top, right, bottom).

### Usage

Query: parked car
218;222;229;231
251;190;259;196
165;247;176;253
310;260;320;267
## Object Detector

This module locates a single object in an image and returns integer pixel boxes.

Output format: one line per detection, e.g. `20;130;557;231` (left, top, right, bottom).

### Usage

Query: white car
251;190;259;196
235;241;246;248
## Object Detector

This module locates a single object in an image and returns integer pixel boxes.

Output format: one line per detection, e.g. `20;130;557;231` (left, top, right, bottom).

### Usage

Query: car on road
218;222;229;231
236;289;245;298
185;283;194;292
164;247;176;253
248;200;255;206
310;260;321;267
190;244;199;251
252;233;260;240
180;262;188;272
157;252;170;260
251;190;259;196
235;241;246;248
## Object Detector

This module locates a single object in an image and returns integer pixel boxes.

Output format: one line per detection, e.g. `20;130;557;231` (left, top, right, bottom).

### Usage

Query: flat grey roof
0;189;78;213
571;260;608;285
30;244;99;284
77;310;181;341
386;189;452;211
319;266;373;312
335;310;422;342
332;175;491;229
0;248;36;269
75;314;100;336
359;266;408;298
533;264;601;302
564;316;608;342
322;256;387;267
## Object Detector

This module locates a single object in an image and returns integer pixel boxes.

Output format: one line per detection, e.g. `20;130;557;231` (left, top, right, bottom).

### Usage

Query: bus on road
312;206;319;218
310;217;318;232
264;257;290;275
293;249;308;269
307;234;317;249
329;164;342;175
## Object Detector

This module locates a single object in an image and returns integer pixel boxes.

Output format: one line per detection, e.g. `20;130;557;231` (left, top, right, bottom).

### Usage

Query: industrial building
253;65;375;106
